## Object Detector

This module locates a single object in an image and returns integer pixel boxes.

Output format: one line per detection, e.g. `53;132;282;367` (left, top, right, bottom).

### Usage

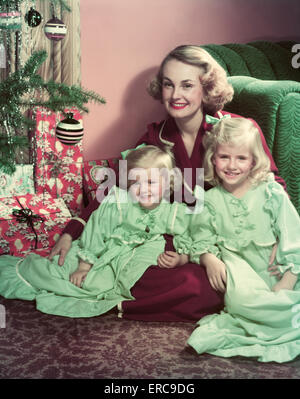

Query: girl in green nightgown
187;117;300;363
0;146;193;318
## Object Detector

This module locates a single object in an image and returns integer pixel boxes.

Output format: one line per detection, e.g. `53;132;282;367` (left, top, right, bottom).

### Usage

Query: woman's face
161;59;204;121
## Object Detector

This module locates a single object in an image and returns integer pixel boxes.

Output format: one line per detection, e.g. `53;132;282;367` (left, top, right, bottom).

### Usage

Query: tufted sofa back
201;41;300;81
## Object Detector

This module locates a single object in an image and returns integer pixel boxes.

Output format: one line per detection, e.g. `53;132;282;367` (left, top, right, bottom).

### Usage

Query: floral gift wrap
0;193;71;256
0;164;35;198
30;107;84;217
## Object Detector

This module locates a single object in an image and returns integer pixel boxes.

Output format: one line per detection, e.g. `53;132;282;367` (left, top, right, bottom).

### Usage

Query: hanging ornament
25;7;42;28
56;113;84;145
44;16;67;41
0;11;22;31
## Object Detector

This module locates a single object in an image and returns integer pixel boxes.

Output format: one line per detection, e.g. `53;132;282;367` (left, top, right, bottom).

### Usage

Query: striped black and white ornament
56;113;84;145
0;11;22;30
44;16;67;41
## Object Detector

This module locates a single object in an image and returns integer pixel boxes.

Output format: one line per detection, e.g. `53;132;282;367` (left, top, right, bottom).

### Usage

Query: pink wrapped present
0;192;71;257
30;107;84;217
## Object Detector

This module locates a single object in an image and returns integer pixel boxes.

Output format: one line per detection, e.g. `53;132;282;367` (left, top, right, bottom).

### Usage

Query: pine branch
50;0;71;12
0;50;106;130
0;50;106;173
0;0;71;12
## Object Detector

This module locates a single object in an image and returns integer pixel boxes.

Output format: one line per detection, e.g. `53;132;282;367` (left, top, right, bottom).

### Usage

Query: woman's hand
157;251;189;268
201;253;227;293
48;233;72;266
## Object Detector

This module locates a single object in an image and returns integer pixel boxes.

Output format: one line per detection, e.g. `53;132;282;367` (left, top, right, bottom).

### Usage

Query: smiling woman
161;60;205;159
161;59;204;120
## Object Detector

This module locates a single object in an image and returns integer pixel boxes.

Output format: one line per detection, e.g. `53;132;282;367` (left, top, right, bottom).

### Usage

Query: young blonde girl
0;146;191;318
187;117;300;363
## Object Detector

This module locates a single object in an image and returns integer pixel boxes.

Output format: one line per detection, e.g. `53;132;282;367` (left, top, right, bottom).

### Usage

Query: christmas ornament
25;7;42;28
56;113;84;145
44;16;67;41
0;11;21;30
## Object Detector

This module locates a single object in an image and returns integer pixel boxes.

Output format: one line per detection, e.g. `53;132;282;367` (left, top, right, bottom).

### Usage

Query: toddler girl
0;146;191;318
187;117;300;363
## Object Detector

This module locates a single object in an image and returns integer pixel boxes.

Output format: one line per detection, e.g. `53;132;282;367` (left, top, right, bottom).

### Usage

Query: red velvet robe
63;111;285;322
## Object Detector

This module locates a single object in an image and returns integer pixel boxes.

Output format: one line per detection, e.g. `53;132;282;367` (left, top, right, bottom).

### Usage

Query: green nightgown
187;179;300;363
0;186;192;318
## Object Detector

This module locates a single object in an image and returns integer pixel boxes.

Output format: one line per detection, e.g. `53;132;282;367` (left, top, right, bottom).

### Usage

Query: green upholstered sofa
201;41;300;214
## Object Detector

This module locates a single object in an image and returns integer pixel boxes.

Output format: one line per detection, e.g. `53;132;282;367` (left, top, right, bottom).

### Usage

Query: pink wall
81;0;300;160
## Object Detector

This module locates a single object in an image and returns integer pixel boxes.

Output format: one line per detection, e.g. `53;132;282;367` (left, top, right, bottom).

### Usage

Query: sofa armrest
225;76;300;214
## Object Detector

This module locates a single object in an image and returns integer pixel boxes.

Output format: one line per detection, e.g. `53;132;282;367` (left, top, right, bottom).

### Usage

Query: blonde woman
187;118;300;363
51;45;285;322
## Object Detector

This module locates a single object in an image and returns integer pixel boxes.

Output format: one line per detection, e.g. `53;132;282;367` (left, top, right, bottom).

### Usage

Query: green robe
0;186;192;318
188;179;300;363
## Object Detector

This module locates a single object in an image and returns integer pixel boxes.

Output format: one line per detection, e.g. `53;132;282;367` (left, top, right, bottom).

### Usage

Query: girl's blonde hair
125;145;176;191
126;145;175;170
148;45;234;114
203;118;272;186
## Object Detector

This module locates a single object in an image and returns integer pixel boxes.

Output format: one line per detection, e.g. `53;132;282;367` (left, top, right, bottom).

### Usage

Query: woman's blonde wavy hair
203;118;272;187
147;45;234;114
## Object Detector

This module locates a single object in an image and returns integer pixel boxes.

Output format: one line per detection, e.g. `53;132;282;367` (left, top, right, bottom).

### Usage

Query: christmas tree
0;0;106;173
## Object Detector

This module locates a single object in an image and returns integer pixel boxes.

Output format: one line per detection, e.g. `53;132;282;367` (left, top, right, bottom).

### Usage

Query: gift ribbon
12;198;45;249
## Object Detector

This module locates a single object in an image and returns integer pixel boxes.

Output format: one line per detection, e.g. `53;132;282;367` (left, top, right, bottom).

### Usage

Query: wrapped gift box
0;192;71;257
0;164;35;198
30;107;84;217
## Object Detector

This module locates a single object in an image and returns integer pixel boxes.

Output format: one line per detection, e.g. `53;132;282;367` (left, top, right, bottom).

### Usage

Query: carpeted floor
1;296;300;379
